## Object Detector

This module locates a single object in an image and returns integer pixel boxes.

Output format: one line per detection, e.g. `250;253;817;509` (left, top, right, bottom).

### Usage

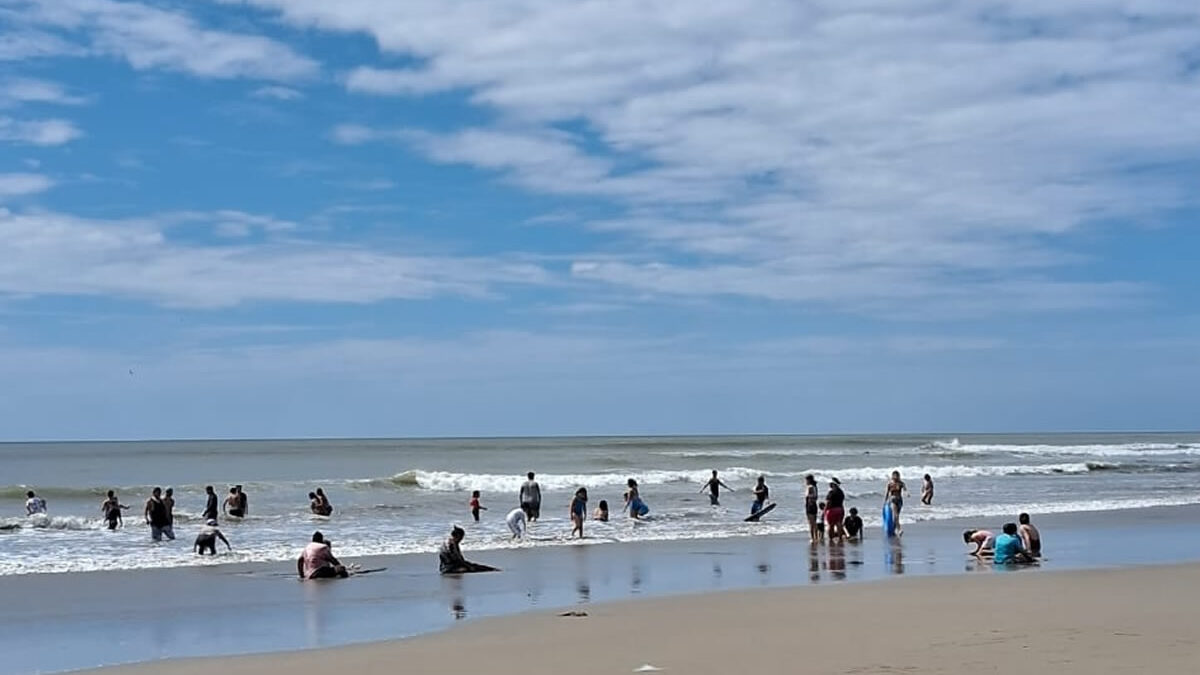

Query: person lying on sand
439;526;498;574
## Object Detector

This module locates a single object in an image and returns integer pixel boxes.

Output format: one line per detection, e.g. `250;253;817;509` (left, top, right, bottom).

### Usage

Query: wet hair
1018;513;1030;525
712;469;718;476
627;478;637;487
598;500;608;510
757;475;765;483
165;488;173;495
576;487;587;497
152;486;162;496
848;507;858;515
312;531;325;543
527;472;535;480
229;487;238;494
1003;522;1018;535
818;501;826;509
472;490;480;498
107;490;115;498
205;485;214;493
924;473;931;480
963;529;977;543
451;526;465;539
316;488;325;496
26;491;34;498
805;474;815;484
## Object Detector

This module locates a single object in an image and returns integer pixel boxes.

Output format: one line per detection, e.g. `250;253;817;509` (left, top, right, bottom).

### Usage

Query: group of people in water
17;466;1040;579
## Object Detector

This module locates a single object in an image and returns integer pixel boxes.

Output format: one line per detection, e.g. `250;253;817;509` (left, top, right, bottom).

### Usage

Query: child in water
816;501;827;542
469;490;487;522
593;499;609;521
570;488;588;538
921;474;934;505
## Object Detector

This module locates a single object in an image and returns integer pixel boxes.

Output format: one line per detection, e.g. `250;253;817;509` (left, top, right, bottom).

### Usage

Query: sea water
2;433;1198;576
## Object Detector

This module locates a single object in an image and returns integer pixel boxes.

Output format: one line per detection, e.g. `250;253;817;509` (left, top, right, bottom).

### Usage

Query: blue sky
1;0;1197;440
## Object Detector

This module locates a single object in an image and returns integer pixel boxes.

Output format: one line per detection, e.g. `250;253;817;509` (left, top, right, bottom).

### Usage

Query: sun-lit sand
87;563;1200;675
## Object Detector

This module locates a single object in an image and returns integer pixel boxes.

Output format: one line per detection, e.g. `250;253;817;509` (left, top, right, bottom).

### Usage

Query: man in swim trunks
700;470;733;506
224;487;244;518
519;472;541;521
101;490;127;530
993;522;1034;565
297;531;348;579
202;485;219;522
750;475;769;516
144;487;174;541
194;519;231;555
438;526;497;574
1018;513;1042;557
25;490;46;516
825;478;846;541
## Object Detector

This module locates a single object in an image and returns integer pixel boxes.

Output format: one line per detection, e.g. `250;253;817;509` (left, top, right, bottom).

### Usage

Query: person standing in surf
700;469;733;506
144;487;174;542
202;485;219;522
519;472;542;521
25;491;47;516
315;488;332;516
921;474;934;506
750;475;769;516
884;471;908;535
804;474;819;543
101;490;128;530
570;487;588;538
825;478;846;541
624;478;647;519
163;488;176;533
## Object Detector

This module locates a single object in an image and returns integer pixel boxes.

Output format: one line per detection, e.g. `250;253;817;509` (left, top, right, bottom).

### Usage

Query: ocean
3;432;1199;577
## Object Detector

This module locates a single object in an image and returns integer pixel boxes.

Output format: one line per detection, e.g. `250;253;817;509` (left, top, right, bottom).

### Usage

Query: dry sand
87;563;1200;675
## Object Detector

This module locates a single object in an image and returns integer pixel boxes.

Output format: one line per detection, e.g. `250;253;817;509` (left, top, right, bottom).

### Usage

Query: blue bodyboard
882;503;896;537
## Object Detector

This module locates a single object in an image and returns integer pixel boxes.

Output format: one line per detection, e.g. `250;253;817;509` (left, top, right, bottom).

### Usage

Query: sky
0;0;1197;440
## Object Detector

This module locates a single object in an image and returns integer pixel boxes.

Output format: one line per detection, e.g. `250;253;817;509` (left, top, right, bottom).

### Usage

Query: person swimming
593;499;609;522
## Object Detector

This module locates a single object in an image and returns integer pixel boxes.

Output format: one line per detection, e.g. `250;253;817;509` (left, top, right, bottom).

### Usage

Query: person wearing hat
194;519;231;555
825;477;846;541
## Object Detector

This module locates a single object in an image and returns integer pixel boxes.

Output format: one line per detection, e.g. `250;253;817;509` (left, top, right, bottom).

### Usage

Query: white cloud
0;172;53;197
5;0;318;81
237;0;1200;313
251;85;304;100
0;207;552;308
0;116;83;145
0;77;89;107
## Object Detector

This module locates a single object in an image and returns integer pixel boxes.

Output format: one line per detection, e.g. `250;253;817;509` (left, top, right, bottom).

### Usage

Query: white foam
924;439;1200;457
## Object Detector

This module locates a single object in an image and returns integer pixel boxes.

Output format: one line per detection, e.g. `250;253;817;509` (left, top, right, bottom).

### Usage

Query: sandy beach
85;562;1200;675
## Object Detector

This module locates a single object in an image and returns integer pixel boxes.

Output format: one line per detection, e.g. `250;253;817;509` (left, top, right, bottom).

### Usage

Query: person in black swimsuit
700;470;733;506
202;485;219;522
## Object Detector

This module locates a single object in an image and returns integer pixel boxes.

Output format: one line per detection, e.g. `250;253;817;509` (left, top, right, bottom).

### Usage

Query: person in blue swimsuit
570;487;588;538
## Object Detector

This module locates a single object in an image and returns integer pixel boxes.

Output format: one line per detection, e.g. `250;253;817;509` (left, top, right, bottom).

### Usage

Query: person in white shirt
25;491;47;516
506;507;527;539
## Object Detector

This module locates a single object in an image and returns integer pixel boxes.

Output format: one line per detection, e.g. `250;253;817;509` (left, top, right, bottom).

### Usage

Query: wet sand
8;505;1200;674
88;563;1200;675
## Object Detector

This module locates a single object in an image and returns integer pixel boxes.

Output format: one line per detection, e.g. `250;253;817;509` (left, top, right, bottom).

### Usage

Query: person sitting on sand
1018;513;1041;557
994;523;1034;565
963;529;995;557
439;526;498;574
594;499;609;522
843;507;864;539
570;487;588;538
505;507;527;539
25;491;46;516
194;519;231;556
298;531;348;579
469;490;487;522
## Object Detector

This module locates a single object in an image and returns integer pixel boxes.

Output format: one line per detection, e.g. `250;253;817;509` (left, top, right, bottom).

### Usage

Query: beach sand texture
88;563;1200;675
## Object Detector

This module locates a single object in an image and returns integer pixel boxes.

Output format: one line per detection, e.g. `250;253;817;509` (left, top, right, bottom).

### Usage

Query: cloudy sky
1;0;1197;440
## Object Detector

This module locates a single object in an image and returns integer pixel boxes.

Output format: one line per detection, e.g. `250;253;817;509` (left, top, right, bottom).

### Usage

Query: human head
805;474;815;485
1003;522;1018;535
527;472;535;480
598;500;608;510
25;491;34;499
165;488;173;497
312;531;325;543
963;529;977;543
627;478;637;487
472;490;480;498
316;488;324;496
229;487;237;495
451;526;465;541
1019;513;1030;525
576;487;587;498
107;490;115;498
818;501;826;509
924;473;931;480
891;471;901;480
849;507;858;516
235;485;243;493
830;477;840;487
308;492;317;500
205;485;214;494
712;469;718;477
756;475;765;484
152;487;162;497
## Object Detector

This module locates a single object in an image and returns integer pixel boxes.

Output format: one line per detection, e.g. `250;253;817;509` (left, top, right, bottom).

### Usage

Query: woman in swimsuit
624;479;643;519
570;487;588;538
884;470;908;535
804;474;819;543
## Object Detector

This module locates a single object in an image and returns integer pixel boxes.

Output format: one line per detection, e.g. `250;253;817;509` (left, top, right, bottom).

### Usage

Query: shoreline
82;562;1200;675
7;503;1200;674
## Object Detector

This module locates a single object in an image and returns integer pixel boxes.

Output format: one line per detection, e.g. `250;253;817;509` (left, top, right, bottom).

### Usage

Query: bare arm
719;480;733;490
297;556;305;579
217;531;231;550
